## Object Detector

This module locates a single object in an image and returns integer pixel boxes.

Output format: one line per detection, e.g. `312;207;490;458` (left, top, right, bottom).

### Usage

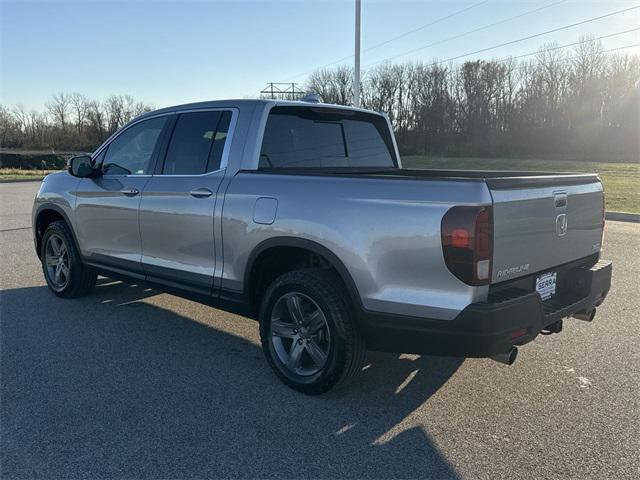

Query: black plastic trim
242;168;600;189
88;264;253;318
143;262;213;296
362;259;612;356
485;173;600;190
84;258;146;281
152;114;178;175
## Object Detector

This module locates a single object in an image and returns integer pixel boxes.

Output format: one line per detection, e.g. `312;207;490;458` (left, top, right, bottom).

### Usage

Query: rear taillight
601;191;606;229
441;206;493;286
600;191;606;248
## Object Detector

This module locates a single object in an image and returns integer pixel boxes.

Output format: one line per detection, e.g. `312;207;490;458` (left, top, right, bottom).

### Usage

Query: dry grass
0;168;61;181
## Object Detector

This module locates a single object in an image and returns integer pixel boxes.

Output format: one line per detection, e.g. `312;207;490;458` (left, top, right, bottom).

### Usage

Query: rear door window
259;106;396;169
161;110;232;175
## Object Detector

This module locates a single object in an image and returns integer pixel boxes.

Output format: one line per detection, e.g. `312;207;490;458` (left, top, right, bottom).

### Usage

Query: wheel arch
34;204;78;259
244;237;363;316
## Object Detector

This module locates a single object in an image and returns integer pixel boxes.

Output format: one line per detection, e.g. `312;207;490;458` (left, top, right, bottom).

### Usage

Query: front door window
102;116;166;175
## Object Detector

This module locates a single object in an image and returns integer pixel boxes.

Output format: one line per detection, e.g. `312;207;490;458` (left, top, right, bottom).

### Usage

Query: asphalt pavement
1;181;639;479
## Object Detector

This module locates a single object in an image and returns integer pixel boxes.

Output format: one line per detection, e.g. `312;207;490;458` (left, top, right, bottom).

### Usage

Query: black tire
259;269;366;394
40;220;97;298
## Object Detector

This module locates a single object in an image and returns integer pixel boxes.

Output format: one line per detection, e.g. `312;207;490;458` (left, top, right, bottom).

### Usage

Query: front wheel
41;220;97;298
259;269;366;394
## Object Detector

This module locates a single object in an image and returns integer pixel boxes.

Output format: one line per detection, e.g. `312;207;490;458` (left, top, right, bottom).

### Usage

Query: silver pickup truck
33;99;612;394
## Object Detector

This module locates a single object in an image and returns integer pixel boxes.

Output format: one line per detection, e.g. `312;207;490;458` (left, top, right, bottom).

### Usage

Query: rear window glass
259;106;396;169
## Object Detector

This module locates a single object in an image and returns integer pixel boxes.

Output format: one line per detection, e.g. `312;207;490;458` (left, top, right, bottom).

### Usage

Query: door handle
120;187;140;196
190;188;213;198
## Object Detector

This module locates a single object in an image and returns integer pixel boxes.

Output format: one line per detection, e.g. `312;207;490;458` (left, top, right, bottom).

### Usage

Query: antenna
299;93;323;103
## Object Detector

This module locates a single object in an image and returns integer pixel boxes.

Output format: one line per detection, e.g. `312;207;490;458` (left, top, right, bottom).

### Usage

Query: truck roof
137;98;381;121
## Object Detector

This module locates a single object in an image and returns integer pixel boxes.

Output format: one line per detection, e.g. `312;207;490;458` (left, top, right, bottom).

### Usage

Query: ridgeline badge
496;264;531;279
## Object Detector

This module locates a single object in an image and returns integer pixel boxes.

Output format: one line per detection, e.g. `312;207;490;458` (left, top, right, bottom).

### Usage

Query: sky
1;0;639;110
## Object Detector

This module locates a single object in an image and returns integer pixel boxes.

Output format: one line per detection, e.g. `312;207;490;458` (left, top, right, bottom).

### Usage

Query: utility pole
353;0;361;108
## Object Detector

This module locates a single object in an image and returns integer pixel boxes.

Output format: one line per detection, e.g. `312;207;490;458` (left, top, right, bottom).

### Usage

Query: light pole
354;0;361;108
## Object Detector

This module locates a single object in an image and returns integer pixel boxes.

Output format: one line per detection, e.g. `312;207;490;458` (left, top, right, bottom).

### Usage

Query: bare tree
306;66;352;105
46;92;71;132
85;100;106;145
0;105;21;147
104;95;125;135
70;92;88;137
12;104;30;134
573;35;605;85
132;100;153;118
5;93;153;151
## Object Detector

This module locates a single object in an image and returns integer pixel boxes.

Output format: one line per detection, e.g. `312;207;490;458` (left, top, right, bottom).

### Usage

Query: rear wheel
41;221;96;298
259;269;366;394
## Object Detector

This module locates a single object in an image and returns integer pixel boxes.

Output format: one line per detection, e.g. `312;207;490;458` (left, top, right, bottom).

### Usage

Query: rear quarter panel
221;172;493;321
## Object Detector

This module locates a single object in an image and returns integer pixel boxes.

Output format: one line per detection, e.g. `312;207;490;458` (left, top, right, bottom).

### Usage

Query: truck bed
244;166;604;285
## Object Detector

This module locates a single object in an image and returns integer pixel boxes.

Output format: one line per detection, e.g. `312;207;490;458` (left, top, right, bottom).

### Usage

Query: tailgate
490;176;604;284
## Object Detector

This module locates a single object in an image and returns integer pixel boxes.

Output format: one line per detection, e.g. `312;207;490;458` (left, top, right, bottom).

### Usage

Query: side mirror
68;155;94;178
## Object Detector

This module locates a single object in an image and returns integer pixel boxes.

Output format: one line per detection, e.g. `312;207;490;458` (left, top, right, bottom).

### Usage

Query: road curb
0;178;44;184
606;211;639;223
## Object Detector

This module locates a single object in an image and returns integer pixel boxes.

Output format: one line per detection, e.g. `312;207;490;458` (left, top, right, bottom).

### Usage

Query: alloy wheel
270;292;331;376
44;234;70;291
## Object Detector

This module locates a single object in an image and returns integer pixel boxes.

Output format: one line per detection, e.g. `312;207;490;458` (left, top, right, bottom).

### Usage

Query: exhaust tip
490;347;518;366
573;308;596;322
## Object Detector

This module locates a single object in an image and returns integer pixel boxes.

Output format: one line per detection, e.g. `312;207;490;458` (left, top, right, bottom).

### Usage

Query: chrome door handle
190;188;213;198
120;187;140;196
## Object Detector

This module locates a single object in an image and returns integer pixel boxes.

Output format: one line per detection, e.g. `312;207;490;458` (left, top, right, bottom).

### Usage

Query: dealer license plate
536;272;557;301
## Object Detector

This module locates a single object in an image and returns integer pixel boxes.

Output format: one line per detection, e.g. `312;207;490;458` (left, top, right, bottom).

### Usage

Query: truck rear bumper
363;259;612;357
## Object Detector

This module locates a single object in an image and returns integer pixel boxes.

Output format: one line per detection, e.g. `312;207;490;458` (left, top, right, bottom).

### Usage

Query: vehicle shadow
1;281;464;479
